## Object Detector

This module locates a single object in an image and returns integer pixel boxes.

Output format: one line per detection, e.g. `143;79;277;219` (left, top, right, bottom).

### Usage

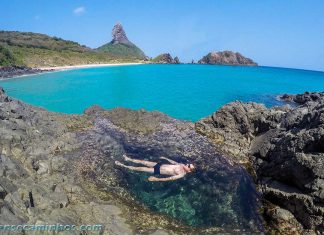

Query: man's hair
187;163;196;171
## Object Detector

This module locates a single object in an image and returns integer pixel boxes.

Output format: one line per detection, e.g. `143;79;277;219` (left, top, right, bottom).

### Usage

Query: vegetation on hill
0;31;145;67
151;53;180;64
97;43;146;60
0;31;90;52
0;45;20;66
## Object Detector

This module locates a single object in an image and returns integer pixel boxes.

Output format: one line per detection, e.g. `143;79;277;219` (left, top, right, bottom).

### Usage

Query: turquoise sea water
1;64;324;121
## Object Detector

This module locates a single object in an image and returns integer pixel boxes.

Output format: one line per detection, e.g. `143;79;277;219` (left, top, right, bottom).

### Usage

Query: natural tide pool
1;64;324;121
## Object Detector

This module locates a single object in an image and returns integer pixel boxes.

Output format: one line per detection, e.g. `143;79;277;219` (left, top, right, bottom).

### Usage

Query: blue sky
1;0;324;71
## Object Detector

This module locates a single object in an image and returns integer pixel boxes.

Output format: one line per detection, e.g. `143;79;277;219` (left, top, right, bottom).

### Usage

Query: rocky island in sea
1;84;324;234
198;51;257;66
151;53;180;64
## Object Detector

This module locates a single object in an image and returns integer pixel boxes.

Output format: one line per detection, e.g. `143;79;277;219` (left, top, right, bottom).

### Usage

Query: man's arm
159;156;179;165
148;174;185;182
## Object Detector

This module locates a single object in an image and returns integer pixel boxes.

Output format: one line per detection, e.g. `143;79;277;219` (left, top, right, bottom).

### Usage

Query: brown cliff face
198;51;257;66
111;22;133;46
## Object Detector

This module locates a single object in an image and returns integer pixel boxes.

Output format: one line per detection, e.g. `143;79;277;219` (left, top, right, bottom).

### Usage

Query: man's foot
123;154;131;161
115;161;124;167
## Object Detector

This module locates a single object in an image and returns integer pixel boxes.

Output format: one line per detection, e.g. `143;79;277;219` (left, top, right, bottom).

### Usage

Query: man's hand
148;174;185;182
148;176;158;182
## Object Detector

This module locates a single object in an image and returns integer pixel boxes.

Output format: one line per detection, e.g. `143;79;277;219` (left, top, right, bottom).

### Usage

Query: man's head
184;163;195;173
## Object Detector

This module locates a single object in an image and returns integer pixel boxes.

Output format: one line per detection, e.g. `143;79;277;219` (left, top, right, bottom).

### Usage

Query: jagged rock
152;53;180;64
198;51;257;66
264;205;304;235
111;22;132;45
0;185;6;199
0;66;48;79
279;91;324;105
196;92;324;233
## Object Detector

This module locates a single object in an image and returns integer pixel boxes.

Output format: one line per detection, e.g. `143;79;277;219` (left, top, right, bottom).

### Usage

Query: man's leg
123;155;157;167
115;161;154;173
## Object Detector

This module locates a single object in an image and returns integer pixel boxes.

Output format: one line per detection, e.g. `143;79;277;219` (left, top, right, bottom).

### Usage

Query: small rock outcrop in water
151;53;180;64
0;87;263;234
198;51;257;66
279;91;324;105
97;23;146;60
196;92;324;234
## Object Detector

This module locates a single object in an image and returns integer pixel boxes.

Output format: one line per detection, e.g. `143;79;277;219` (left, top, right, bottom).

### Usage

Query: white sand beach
39;62;143;71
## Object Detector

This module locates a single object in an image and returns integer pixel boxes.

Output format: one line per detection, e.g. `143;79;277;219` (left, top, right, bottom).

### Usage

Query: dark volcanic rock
111;22;132;46
0;66;49;79
152;53;180;64
198;51;257;66
196;93;324;234
0;87;263;234
279;91;324;105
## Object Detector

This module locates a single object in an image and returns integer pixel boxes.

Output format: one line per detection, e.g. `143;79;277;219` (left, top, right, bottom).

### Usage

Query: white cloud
73;6;85;15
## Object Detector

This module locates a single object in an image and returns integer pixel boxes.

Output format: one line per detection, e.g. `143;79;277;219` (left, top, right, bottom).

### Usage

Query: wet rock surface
0;66;49;79
0;87;263;234
196;92;324;234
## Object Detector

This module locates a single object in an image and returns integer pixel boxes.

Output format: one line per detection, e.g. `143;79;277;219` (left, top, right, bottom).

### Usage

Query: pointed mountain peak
111;22;132;45
97;22;146;60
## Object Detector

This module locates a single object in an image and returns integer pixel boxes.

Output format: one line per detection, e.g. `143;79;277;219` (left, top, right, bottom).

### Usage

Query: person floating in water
115;155;195;182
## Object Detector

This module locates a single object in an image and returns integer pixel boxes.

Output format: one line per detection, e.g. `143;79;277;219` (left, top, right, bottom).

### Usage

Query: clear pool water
1;64;324;121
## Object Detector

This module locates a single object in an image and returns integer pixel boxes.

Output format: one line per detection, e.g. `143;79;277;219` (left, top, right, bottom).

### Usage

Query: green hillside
0;45;21;66
0;31;144;67
97;43;146;60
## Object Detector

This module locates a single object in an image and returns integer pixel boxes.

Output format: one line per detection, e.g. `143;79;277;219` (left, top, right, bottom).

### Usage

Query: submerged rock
0;87;263;234
196;92;324;233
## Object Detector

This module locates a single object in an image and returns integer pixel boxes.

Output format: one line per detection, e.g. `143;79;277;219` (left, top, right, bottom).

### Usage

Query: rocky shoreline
0;87;262;234
0;86;323;234
279;92;324;105
196;92;324;234
0;66;51;79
